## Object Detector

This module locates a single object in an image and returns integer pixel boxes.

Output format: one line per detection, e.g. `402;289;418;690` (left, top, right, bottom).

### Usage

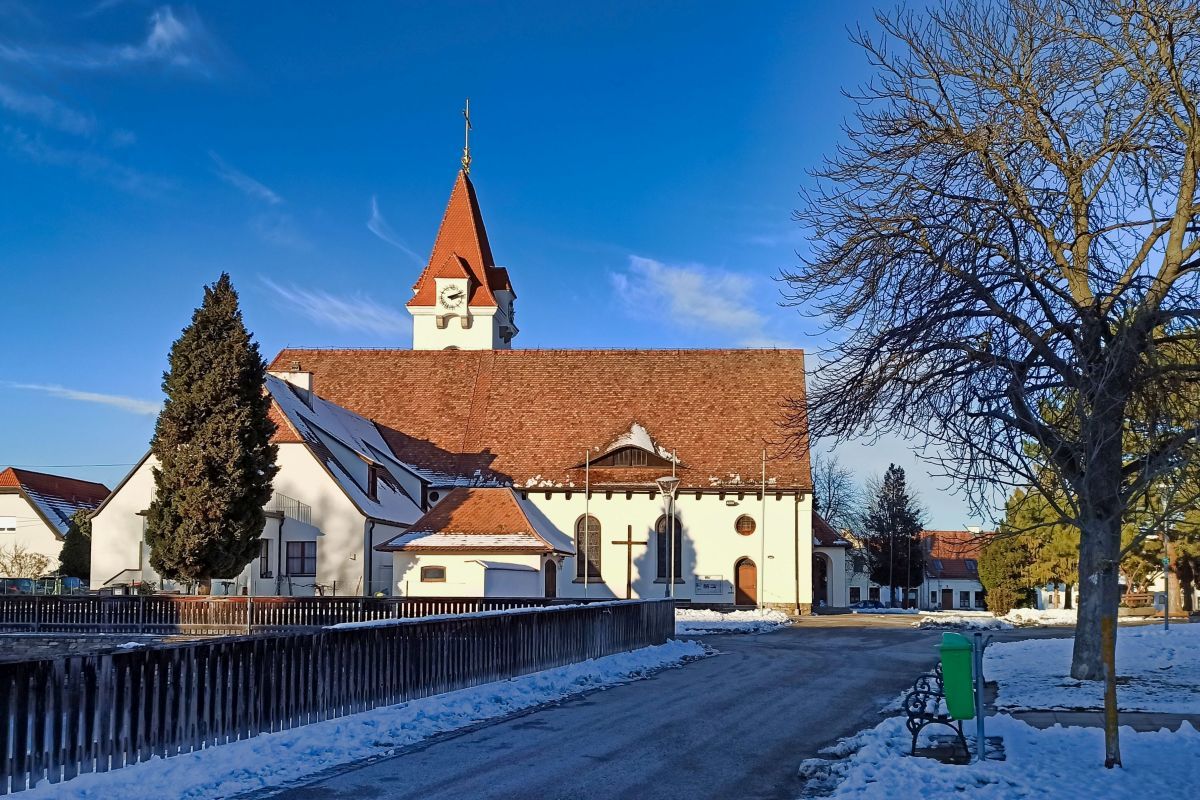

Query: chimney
269;363;314;406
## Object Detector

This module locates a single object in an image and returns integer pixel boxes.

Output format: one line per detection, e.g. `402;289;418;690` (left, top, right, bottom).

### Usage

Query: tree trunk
1064;583;1073;610
1179;557;1195;614
1165;537;1185;619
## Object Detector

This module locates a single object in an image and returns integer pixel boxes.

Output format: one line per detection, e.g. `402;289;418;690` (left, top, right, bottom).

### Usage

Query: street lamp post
656;475;682;599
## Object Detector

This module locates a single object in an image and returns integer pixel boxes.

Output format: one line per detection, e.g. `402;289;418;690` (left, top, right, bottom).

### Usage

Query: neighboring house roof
922;529;987;581
267;348;812;491
407;170;512;308
376;487;574;554
0;467;110;536
265;375;424;526
812;512;850;547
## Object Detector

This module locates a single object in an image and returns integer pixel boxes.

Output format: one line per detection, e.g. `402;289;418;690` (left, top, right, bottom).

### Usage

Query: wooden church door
544;561;557;599
735;558;757;605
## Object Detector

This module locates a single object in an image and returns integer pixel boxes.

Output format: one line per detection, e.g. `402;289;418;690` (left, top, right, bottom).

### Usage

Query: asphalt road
265;622;970;800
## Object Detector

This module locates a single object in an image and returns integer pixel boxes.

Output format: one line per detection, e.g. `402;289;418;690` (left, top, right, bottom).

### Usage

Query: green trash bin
939;632;976;721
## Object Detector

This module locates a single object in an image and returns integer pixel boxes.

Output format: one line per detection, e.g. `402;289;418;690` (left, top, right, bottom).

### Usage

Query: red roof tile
923;530;985;559
813;512;849;547
407;170;510;308
0;467;110;535
376;487;567;553
269;348;812;491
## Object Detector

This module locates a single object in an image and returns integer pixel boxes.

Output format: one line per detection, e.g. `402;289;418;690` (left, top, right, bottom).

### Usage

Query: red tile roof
813;512;849;547
922;529;987;581
268;348;812;491
407;170;512;308
0;467;110;535
376;487;568;553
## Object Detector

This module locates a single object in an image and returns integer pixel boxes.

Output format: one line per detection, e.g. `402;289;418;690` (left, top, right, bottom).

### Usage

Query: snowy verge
915;608;1148;630
674;608;791;635
798;715;1200;798
21;639;710;799
915;614;1014;630
987;623;1200;713
849;607;919;615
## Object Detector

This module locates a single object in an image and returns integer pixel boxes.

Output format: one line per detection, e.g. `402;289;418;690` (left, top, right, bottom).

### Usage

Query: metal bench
902;663;968;757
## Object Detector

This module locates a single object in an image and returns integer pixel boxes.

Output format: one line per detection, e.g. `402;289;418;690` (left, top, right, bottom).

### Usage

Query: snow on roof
0;468;109;535
381;532;550;552
374;487;573;554
265;375;423;526
600;422;679;463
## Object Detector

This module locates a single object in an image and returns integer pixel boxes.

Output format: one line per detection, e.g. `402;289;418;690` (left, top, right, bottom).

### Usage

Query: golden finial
461;98;472;174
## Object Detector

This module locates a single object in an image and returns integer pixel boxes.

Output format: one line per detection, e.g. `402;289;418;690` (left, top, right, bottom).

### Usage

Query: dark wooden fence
0;595;617;635
0;598;675;795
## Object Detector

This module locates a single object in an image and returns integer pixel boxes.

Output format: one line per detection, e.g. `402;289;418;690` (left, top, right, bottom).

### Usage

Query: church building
90;155;825;611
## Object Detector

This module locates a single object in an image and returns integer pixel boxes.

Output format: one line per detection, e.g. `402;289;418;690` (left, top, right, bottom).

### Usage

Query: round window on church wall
735;515;756;536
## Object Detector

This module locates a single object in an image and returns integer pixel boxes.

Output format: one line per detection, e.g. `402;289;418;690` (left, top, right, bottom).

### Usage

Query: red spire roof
408;170;512;308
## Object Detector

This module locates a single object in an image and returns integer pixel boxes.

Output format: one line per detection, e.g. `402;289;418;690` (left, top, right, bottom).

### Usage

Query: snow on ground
1002;608;1079;627
986;623;1200;713
799;714;1200;799
914;608;1149;630
674;608;791;635
21;639;709;799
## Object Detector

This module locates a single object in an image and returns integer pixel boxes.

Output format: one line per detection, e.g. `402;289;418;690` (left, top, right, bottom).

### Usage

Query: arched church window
734;515;756;536
575;515;602;579
655;515;682;580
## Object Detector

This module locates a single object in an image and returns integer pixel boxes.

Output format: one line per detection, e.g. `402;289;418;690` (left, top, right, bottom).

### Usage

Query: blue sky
0;1;978;527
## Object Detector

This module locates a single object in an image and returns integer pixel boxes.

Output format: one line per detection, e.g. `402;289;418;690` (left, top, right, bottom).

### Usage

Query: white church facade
90;165;829;612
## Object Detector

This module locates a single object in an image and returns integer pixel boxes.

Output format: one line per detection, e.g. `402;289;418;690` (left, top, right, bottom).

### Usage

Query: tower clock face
439;286;465;309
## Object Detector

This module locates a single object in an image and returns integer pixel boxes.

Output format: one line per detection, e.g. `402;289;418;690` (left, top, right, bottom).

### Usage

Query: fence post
33;594;41;632
138;594;145;634
247;596;253;635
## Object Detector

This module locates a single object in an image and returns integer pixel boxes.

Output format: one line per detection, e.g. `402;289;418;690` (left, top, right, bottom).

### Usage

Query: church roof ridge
270;346;807;355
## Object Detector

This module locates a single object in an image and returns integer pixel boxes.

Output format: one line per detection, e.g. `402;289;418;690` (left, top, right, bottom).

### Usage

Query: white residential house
0;468;109;576
843;529;988;610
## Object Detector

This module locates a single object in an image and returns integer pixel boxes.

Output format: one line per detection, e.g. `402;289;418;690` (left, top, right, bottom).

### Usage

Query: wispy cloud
261;278;411;337
0;6;221;74
611;255;794;347
0;82;95;135
209;151;282;205
367;195;423;265
251;212;309;251
1;124;168;195
5;382;160;416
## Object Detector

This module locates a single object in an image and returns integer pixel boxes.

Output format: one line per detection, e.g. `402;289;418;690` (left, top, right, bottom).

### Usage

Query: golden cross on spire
461;97;472;174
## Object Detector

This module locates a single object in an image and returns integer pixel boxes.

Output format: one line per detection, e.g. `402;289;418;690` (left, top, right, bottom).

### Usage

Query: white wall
89;443;378;596
410;304;505;351
920;578;986;610
521;488;811;610
391;552;545;597
0;493;63;575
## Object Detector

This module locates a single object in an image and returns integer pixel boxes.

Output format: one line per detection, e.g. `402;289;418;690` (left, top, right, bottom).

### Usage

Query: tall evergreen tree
861;464;925;606
146;273;278;584
58;509;92;579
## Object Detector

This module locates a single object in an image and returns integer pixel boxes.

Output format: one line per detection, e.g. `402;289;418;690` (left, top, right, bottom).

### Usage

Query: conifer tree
146;273;277;584
861;464;925;606
58;509;92;579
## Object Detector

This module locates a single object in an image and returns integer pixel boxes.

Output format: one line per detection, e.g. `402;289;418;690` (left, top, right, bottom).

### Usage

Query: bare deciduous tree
0;543;51;579
785;0;1200;767
811;453;861;532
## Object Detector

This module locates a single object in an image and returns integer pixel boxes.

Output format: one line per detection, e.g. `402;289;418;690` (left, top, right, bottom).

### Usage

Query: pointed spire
407;169;505;308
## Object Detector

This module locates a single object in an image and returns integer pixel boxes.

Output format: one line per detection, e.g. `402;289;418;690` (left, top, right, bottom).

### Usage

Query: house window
367;464;379;501
959;591;970;609
574;515;602;579
974;591;985;608
286;542;316;576
655;515;682;580
849;587;861;604
965;559;978;573
259;540;272;578
421;566;446;582
0;516;15;533
869;586;880;602
930;591;938;607
734;515;756;536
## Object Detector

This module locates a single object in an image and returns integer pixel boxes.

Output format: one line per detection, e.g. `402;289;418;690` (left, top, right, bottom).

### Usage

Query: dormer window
588;446;672;468
367;464;379;501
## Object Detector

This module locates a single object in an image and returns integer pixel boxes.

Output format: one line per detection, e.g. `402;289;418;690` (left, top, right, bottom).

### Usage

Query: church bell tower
407;101;517;350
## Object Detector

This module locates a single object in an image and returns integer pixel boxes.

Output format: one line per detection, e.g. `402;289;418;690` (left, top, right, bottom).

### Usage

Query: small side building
0;468;108;576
